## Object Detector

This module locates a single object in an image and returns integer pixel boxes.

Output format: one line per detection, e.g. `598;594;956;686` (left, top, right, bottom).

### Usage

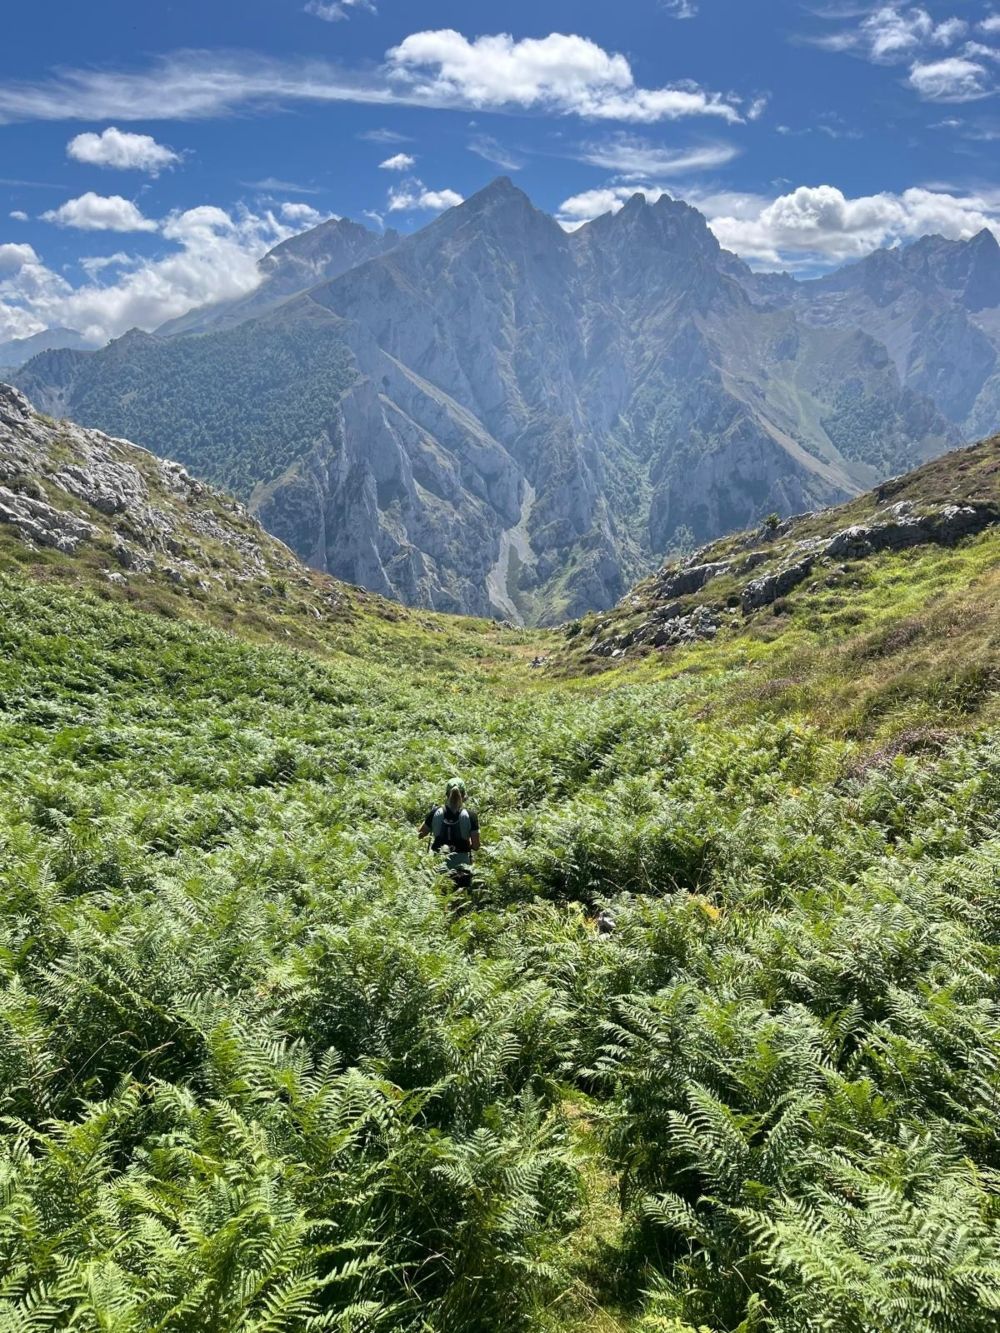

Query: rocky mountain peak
463;175;528;208
582;189;721;263
446;176;559;240
261;214;397;272
896;228;1000;310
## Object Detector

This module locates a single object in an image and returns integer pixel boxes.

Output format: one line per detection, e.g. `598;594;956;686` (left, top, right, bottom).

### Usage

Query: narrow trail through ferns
1;573;1000;1332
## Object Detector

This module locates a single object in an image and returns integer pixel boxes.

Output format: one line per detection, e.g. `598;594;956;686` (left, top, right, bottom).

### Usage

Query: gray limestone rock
741;557;816;613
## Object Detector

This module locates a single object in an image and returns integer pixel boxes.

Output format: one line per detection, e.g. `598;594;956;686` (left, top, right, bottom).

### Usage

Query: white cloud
0;40;747;126
982;16;1000;35
41;192;158;232
278;201;329;225
9;210;28;222
67;127;180;174
700;182;1000;266
0;243;41;275
379;152;416;170
363;208;385;229
806;7;972;65
932;17;968;46
304;0;375;19
661;1;698;17
0;243;70;342
468;135;525;170
746;94;769;121
79;251;136;276
574;132;738;178
358;128;411;143
242;176;321;194
387;30;745;123
0;202;322;345
908;56;991;100
387;179;463;212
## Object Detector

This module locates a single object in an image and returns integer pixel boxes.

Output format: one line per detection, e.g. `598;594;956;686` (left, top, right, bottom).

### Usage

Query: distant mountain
19;180;993;624
155;216;399;337
0;326;91;369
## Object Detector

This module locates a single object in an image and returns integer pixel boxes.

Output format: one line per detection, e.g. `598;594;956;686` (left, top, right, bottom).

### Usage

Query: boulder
741;556;815;613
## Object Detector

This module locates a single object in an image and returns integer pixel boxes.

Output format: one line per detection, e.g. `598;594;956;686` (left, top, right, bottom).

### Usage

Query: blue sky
4;0;1000;345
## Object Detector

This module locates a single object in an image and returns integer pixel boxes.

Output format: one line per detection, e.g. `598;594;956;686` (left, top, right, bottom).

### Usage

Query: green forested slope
15;315;356;500
2;547;1000;1331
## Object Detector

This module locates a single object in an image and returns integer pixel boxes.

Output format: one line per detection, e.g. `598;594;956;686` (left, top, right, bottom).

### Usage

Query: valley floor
1;553;1000;1332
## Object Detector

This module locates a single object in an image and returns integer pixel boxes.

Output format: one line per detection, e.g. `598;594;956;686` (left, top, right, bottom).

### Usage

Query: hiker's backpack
430;805;474;853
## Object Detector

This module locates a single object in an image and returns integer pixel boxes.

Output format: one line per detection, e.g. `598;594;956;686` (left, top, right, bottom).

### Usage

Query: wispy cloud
801;6;969;63
909;56;993;101
0;177;63;189
0;36;749;126
357;128;411;143
467;134;526;171
661;0;698;17
241;176;323;194
304;0;376;21
573;132;738;178
797;6;999;103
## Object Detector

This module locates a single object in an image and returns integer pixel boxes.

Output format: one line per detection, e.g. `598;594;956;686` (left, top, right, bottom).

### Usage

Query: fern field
1;573;999;1331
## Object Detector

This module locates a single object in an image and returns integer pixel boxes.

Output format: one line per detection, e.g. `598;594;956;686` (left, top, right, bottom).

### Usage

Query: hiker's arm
471;830;481;851
417;821;430;839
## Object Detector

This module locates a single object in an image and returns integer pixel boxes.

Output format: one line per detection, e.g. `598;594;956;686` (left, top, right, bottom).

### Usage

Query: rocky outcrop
580;438;1000;659
589;602;723;657
0;383;342;614
740;502;998;613
0;485;96;552
655;560;731;599
741;557;816;613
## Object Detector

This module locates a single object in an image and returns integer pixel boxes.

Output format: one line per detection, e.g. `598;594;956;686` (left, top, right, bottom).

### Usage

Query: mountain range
15;178;1000;623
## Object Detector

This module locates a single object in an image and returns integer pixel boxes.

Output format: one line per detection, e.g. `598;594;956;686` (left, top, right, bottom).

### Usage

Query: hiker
418;777;480;889
595;907;616;937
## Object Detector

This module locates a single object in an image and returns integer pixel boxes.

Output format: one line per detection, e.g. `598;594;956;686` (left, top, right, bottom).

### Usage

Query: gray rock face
656;561;731;599
590;602;723;656
740;503;998;613
0;484;96;552
741;557;817;613
0;382;319;598
19;180;997;625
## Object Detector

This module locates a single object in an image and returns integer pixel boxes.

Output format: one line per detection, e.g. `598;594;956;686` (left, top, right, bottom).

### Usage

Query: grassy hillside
3;429;1000;1329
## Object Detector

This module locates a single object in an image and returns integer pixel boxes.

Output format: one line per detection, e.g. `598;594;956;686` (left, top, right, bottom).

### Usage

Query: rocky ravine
0;383;347;621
